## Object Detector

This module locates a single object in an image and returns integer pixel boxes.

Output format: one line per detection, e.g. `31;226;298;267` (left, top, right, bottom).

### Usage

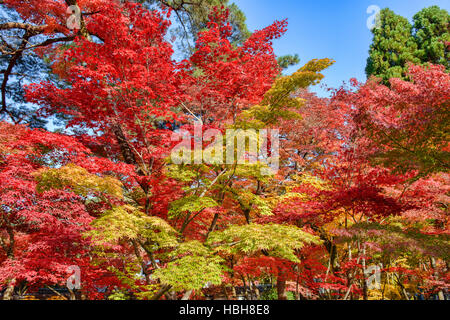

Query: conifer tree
366;8;420;83
413;6;450;70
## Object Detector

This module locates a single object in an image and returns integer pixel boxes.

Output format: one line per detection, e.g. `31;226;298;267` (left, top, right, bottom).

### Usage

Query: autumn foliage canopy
0;0;448;300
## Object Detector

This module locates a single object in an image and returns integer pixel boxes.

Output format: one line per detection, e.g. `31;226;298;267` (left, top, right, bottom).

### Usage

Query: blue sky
232;0;450;97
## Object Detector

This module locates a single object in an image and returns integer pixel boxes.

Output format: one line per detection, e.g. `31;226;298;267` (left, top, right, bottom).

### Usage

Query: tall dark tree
413;6;450;70
366;8;419;83
366;6;449;84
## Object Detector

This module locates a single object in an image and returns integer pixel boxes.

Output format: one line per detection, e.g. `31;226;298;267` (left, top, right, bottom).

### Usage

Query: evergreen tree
277;54;300;70
366;8;419;83
366;6;449;84
413;6;450;70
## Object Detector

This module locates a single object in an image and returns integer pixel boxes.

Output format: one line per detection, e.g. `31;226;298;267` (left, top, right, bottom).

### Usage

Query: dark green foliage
413;6;450;70
365;8;420;83
261;288;295;300
277;54;300;70
366;6;449;84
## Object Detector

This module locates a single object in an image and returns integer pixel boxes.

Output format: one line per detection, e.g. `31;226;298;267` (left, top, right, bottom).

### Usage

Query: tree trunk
181;290;193;300
68;288;76;300
430;257;445;300
362;244;368;300
3;280;15;300
312;226;339;272
277;272;288;300
150;285;172;300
